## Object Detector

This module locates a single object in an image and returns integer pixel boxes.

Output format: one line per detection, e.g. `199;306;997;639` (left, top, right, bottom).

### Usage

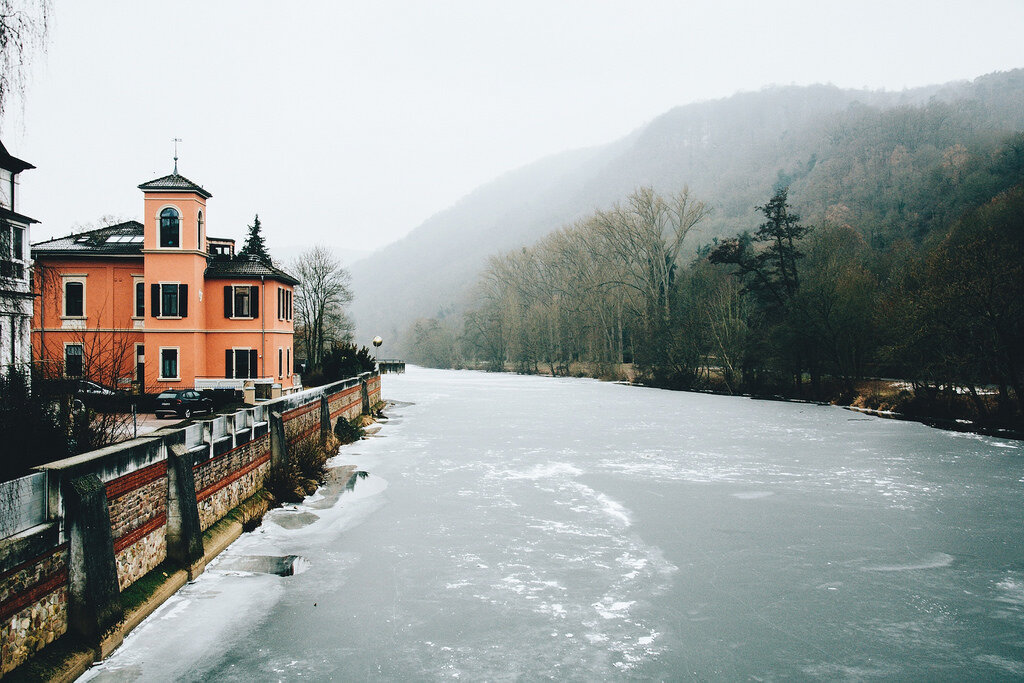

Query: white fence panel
0;472;47;539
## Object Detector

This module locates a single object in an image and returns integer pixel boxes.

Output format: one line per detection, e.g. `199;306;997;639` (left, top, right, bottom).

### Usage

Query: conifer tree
239;214;272;265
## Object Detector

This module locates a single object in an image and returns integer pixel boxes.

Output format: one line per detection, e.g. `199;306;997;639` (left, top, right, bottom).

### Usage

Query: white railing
0;472;47;539
194;377;277;391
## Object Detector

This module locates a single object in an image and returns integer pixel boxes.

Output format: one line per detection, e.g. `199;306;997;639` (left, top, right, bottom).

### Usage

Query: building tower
137;168;212;389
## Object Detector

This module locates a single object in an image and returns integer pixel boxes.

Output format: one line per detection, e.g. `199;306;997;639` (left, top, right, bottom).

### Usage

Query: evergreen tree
239;214;272;265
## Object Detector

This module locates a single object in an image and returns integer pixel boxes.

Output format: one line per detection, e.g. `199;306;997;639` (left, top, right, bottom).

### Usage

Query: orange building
31;169;299;394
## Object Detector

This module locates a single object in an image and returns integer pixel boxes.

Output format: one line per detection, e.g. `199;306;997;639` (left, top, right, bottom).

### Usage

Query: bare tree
587;186;710;325
292;245;354;369
32;261;137;451
0;0;50;117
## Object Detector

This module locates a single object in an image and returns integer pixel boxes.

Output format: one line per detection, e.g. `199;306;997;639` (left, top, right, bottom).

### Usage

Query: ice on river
85;367;1024;680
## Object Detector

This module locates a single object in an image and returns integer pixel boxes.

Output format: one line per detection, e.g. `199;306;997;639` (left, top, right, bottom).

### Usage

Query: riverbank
0;373;383;680
6;462;362;682
470;361;1024;441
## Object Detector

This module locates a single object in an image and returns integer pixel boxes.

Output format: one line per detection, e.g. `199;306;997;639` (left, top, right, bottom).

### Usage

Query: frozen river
86;367;1024;680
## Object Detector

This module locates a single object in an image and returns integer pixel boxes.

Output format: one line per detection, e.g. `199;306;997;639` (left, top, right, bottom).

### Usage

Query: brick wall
283;401;321;451
193;434;272;531
106;461;168;590
2;371;382;676
328;384;363;423
368;376;381;406
0;545;68;674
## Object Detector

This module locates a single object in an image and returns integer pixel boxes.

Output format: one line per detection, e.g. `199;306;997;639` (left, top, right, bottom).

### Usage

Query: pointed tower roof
138;172;212;198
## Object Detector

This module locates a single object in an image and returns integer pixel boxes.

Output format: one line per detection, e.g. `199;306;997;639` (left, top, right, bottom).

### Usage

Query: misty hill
349;69;1024;351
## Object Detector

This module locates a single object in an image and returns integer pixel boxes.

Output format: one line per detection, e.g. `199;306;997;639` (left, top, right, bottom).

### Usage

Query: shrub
334;416;364;444
306;343;376;387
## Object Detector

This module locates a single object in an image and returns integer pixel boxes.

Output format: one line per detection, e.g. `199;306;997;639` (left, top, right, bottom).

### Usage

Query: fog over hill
349;70;1024;354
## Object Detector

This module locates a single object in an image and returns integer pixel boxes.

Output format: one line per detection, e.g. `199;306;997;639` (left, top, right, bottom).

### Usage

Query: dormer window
160;207;180;247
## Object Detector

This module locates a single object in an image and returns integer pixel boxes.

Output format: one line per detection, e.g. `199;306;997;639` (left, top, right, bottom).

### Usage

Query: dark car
74;380;118;397
155;390;213;419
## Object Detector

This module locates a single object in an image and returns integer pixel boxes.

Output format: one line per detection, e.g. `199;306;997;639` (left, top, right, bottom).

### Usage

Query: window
159;207;180;248
65;344;84;377
64;279;85;317
11;226;22;260
224;285;259;319
278;347;283;378
161;284;179;317
234;286;250;317
159;348;179;380
197;210;203;248
151;283;188;318
286;348;291;378
135;343;145;385
225;348;258;379
0;169;11;209
277;288;293;321
134;280;145;318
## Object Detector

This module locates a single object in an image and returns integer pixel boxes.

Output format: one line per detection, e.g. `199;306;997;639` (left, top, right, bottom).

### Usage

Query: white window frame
230;346;257;380
230;284;255;319
64;342;84;378
11;225;24;262
158;281;182;319
196;209;204;251
135;342;145;384
157;205;182;249
61;275;87;319
132;275;145;319
158;346;180;381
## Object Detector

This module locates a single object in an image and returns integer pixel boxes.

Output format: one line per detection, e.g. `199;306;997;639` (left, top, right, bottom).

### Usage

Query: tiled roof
32;223;299;285
137;172;212;198
205;254;300;285
31;221;145;256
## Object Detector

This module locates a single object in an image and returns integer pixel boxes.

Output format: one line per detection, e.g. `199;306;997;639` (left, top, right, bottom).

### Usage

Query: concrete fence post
64;474;123;653
360;378;370;415
319;394;330;448
165;441;206;579
270;411;287;466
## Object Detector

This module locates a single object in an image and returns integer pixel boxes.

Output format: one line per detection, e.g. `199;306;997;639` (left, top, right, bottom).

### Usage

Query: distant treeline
406;129;1024;429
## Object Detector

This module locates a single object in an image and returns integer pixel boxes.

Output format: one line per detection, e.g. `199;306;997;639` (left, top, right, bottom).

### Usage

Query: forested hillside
398;68;1024;430
350;70;1024;356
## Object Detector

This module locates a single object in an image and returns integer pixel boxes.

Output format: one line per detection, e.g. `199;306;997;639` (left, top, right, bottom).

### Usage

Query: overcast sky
4;0;1023;258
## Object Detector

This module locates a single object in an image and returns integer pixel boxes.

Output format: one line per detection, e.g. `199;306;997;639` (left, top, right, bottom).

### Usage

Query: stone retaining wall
328;383;363;422
194;434;271;531
0;370;382;676
0;544;68;674
107;460;168;590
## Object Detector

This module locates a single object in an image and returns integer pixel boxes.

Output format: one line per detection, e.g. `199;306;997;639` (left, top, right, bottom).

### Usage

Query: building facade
0;141;37;376
31;170;299;394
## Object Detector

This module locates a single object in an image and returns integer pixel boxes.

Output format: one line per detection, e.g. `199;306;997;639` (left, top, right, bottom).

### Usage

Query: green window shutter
179;284;188;318
151;283;161;317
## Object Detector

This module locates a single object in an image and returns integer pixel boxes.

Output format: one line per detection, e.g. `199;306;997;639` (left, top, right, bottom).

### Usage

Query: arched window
197;210;204;248
160;207;180;248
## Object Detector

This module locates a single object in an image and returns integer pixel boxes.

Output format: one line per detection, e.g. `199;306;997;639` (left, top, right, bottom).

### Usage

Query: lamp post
372;336;383;369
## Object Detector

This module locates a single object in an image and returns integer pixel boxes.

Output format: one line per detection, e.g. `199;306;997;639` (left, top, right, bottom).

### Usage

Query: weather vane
172;137;182;174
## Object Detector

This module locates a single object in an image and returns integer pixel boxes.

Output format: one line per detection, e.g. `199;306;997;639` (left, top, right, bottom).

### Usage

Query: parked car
155;390;213;419
74;380;118;397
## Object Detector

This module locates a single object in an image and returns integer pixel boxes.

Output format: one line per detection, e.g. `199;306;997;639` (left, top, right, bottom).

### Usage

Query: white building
0;140;37;375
